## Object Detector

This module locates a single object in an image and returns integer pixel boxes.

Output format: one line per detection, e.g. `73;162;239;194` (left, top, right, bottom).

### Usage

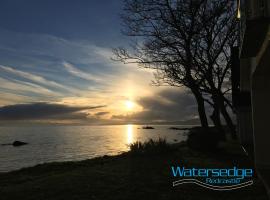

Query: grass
0;139;268;200
128;138;175;155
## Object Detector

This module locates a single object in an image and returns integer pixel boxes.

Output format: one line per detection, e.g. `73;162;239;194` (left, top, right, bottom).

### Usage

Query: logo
171;166;253;190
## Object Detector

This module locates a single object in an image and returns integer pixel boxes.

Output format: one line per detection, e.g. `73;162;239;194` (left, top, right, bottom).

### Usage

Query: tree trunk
210;100;226;140
220;102;237;140
191;88;209;129
214;92;237;140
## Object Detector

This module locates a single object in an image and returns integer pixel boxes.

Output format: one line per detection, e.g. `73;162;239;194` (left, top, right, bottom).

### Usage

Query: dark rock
142;126;154;129
12;141;28;147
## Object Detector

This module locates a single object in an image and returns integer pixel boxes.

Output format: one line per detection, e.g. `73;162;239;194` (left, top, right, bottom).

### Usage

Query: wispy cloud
0;92;35;106
0;77;59;97
0;65;71;92
62;61;101;82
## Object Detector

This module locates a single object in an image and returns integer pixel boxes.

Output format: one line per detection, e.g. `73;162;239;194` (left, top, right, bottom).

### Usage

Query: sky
0;0;199;125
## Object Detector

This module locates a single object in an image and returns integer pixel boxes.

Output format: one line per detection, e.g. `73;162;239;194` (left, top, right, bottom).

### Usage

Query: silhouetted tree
113;0;237;137
188;0;238;138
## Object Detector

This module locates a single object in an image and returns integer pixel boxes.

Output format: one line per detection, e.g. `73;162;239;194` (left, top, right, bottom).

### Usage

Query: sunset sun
125;100;134;110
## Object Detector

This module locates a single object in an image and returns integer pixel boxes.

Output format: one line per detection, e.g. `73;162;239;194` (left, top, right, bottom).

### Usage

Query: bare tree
193;0;238;138
113;0;237;137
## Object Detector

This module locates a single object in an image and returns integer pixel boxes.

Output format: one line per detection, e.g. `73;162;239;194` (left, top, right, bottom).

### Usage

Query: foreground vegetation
0;139;268;200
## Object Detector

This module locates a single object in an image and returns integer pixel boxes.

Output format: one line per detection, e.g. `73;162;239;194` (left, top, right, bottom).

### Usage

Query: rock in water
142;126;154;129
12;141;28;147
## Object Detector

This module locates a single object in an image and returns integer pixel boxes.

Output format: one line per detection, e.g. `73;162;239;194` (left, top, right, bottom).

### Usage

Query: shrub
128;138;173;155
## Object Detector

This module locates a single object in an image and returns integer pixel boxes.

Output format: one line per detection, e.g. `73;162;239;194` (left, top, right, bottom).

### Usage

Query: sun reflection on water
126;124;134;144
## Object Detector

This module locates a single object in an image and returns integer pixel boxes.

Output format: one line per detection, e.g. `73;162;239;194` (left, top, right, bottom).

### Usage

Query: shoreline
0;141;186;174
0;126;192;173
0;141;268;200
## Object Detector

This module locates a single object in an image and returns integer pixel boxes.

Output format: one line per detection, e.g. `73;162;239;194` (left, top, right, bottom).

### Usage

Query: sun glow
125;100;134;110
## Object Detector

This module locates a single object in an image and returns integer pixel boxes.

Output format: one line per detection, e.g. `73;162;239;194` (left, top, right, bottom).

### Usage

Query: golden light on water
126;124;134;144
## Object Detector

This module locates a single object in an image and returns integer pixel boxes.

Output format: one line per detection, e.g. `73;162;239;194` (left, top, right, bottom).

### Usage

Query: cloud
62;61;101;82
94;111;110;116
0;65;70;92
0;92;36;106
0;77;60;98
0;102;105;120
112;88;200;123
0;29;115;66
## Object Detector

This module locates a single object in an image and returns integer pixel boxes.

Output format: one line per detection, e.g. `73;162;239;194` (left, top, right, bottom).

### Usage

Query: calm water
0;125;189;172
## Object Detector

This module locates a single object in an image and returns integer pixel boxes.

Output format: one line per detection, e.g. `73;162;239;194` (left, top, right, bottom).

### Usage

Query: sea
0;124;190;172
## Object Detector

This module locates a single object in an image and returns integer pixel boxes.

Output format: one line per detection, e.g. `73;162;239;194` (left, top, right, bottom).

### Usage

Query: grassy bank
0;140;268;200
